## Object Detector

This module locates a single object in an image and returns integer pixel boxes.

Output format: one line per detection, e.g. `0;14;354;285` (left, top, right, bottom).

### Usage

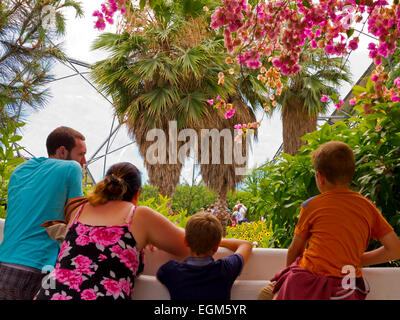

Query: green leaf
352;85;365;95
346;28;355;38
302;0;312;8
139;0;147;9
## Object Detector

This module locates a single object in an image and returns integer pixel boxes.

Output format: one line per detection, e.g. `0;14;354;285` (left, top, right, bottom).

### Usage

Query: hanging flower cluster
234;121;261;142
257;66;283;95
209;0;400;109
93;0;127;30
350;65;400;114
207;96;236;119
211;0;399;74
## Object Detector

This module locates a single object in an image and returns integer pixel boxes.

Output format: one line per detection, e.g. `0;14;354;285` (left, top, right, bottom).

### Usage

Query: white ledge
1;218;399;300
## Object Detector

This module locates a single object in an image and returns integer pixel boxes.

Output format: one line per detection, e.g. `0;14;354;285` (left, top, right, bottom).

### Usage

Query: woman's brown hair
87;162;142;206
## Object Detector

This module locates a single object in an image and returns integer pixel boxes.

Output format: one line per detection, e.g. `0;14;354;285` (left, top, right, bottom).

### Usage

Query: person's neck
190;250;215;258
320;184;351;193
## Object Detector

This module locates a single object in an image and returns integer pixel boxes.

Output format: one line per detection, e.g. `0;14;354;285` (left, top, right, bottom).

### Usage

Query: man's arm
286;234;307;267
360;231;400;267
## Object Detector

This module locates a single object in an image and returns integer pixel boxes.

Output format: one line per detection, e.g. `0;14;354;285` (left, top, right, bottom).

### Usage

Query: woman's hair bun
104;174;127;196
87;162;141;206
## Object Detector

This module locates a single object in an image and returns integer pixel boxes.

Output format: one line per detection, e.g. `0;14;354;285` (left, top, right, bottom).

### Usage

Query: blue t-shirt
0;157;83;270
157;254;244;300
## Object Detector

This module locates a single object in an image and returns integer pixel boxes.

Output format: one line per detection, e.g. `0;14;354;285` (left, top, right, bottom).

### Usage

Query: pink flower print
111;245;123;255
55;269;83;292
119;279;132;295
89;227;124;246
101;278;122;298
99;254;107;261
76;223;91;236
58;241;71;260
81;289;97;300
76;235;90;246
51;292;72;300
119;249;139;270
72;255;94;275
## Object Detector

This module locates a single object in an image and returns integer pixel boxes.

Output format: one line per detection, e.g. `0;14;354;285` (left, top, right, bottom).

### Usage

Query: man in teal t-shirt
0;126;87;300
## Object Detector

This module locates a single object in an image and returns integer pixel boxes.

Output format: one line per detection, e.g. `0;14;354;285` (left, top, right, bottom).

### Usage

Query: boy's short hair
46;126;85;156
312;141;355;185
185;213;223;255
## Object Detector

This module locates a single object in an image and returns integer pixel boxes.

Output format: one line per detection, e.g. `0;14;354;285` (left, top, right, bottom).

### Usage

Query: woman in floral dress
35;162;189;300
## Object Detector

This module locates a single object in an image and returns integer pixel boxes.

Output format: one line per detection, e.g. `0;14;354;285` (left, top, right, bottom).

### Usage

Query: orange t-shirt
295;189;393;278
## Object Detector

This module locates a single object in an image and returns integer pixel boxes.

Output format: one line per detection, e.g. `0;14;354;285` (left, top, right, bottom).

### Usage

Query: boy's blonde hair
312;141;355;185
185;213;223;255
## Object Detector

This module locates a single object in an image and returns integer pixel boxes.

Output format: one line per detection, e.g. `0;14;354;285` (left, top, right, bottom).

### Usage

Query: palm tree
91;2;238;197
91;0;264;230
197;95;258;235
0;0;83;125
275;50;352;155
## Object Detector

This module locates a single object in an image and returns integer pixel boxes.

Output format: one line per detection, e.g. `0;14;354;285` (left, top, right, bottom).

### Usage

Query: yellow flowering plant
225;221;274;248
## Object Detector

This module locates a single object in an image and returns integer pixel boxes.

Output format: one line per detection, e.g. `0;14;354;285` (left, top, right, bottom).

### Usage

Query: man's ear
54;146;67;160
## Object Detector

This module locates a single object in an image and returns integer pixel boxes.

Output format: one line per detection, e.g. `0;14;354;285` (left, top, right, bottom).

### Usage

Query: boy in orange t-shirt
263;141;400;300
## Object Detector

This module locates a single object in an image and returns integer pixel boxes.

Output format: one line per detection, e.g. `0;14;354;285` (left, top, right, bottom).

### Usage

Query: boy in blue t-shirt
157;212;252;300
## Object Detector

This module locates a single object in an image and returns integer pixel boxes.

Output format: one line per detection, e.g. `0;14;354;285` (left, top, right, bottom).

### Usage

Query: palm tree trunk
215;183;229;237
282;98;317;156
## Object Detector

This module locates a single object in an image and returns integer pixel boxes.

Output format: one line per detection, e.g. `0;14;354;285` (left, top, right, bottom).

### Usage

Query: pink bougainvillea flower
371;74;379;82
349;98;356;105
393;77;400;88
391;95;400;102
348;38;359;51
225;108;235;119
207;99;214;105
320;94;328;102
335;100;344;110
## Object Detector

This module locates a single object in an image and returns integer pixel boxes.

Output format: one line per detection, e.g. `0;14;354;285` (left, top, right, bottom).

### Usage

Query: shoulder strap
72;203;86;224
125;205;137;225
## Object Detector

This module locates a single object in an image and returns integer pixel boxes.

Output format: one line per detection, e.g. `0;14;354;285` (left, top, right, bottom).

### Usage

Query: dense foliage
139;183;253;216
238;71;400;256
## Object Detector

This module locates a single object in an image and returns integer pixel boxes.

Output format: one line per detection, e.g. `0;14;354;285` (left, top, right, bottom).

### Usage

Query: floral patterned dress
34;204;144;300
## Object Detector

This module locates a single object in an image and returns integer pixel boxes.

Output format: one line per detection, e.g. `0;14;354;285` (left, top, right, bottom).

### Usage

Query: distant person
35;162;189;300
0;126;87;300
259;141;400;300
237;204;248;225
157;212;252;300
230;211;238;227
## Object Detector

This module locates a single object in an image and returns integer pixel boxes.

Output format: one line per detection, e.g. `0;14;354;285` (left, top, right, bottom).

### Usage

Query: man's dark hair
46;126;85;156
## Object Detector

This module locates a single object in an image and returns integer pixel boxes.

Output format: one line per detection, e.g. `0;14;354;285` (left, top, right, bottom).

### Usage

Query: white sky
19;0;374;185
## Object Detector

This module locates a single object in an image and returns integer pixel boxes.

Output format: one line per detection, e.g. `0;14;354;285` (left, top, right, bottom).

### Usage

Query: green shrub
0;120;25;219
241;77;400;253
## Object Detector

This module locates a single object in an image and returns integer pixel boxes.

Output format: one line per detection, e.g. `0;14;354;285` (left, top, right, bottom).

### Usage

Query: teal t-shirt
0;157;83;270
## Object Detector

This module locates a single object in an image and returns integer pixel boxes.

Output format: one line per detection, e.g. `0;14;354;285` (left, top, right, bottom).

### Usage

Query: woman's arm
130;206;190;259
